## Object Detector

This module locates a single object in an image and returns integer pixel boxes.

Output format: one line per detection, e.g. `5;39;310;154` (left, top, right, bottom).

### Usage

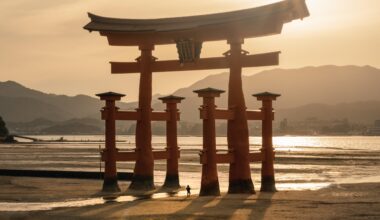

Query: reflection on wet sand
0;187;189;212
0;181;331;212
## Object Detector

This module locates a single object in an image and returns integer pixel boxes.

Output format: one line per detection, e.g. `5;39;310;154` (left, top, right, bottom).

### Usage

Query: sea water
1;135;380;191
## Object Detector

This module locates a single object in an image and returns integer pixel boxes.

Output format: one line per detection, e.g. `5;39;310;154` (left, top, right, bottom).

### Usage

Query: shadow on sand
46;186;183;218
173;191;276;219
25;187;275;219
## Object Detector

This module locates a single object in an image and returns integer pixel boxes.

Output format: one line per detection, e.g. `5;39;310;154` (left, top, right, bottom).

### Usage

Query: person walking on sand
186;185;191;197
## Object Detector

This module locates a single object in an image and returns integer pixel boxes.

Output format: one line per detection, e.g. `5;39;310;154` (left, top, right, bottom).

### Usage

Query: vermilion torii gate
85;0;309;193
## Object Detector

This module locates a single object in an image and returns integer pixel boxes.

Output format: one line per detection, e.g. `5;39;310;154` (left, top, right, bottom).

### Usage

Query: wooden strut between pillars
199;109;274;120
101;150;177;161
246;110;274;120
101;110;180;121
111;52;280;74
200;109;235;120
200;152;268;164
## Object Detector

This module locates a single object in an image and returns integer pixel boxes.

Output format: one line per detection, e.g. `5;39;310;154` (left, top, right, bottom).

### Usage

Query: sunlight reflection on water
276;182;330;191
0;198;106;212
0;190;190;212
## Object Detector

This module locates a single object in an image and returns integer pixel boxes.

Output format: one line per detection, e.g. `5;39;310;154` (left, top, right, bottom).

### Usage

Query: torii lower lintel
110;51;280;74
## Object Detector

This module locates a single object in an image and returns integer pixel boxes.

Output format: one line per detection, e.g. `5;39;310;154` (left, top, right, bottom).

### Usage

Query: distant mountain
244;65;380;109
0;81;135;122
161;65;380;122
1;65;380;125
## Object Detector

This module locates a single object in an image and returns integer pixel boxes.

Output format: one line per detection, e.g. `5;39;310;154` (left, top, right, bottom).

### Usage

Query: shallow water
1;136;380;191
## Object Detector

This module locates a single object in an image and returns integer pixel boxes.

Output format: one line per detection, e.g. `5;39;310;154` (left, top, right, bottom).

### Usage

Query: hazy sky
1;0;380;101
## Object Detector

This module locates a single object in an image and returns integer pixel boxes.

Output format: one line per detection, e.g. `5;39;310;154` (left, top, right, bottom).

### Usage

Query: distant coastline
2;134;379;145
2;65;380;138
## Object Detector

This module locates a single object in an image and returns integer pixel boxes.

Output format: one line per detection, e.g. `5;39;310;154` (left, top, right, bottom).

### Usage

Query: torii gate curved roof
84;0;309;46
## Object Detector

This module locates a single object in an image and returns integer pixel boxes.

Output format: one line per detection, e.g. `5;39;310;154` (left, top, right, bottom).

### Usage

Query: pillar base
260;175;277;192
200;180;221;196
163;174;180;189
228;179;255;194
128;174;155;191
102;178;121;193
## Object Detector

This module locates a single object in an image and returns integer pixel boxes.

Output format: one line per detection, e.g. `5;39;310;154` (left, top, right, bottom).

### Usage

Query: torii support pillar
227;39;254;194
194;88;224;196
159;95;185;188
96;91;125;192
253;92;281;192
129;44;155;190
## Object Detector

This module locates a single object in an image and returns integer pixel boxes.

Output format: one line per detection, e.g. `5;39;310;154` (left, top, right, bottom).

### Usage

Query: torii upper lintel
84;0;309;46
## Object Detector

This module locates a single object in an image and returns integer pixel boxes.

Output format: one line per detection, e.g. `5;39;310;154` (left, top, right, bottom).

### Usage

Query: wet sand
1;137;380;218
0;176;379;219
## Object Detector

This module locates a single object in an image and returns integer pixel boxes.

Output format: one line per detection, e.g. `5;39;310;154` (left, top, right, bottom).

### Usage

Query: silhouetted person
186;185;191;197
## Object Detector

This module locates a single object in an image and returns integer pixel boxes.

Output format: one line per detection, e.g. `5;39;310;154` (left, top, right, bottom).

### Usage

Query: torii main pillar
227;38;254;194
129;44;155;190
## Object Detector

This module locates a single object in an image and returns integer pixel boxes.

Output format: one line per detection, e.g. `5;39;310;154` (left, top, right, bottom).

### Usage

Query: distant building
367;120;380;136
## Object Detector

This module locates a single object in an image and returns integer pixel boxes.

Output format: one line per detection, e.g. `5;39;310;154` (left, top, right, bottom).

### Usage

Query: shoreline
3;134;380;139
0;176;379;219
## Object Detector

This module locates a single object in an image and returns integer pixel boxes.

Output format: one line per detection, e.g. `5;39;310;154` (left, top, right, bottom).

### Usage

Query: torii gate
85;0;309;193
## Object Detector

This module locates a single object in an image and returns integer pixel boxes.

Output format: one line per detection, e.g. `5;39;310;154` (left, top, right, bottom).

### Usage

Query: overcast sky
1;0;380;101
